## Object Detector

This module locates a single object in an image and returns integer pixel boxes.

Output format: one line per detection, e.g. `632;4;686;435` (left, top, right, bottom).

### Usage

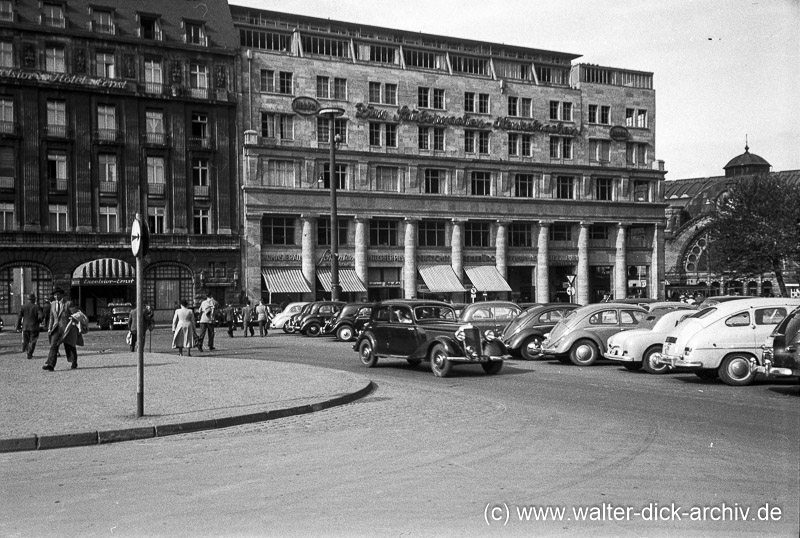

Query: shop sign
628;279;647;288
72;277;134;286
317;249;355;266
369;281;401;288
291;96;321;116
610;125;630;141
0;68;130;90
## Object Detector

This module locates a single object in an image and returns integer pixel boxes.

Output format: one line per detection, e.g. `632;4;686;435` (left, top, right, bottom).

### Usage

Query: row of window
260;70;649;127
261;216;651;248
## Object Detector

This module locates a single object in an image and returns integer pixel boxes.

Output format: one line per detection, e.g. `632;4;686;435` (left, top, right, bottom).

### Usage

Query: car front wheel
305;322;322;337
569;339;599;366
482;361;503;375
358;340;378;368
520;335;543;360
430;344;453;378
642;346;668;374
718;354;756;386
336;325;354;341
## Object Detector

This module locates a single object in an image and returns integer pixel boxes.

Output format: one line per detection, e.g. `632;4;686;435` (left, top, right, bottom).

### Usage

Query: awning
71;258;134;285
465;266;512;292
261;269;311;294
316;269;367;292
418;265;465;293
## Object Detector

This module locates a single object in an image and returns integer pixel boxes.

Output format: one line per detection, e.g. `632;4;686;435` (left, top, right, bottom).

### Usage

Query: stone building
232;8;668;305
664;145;800;299
0;0;240;320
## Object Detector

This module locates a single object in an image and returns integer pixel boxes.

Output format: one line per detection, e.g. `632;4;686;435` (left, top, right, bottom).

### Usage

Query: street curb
0;380;375;453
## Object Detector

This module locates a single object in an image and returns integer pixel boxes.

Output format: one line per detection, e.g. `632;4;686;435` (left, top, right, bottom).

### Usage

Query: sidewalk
0;346;373;452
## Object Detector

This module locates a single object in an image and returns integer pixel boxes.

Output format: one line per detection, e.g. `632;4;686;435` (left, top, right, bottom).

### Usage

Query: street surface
1;327;798;537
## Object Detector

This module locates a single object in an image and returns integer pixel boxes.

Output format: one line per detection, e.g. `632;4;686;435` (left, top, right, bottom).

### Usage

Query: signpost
566;275;576;303
131;214;149;418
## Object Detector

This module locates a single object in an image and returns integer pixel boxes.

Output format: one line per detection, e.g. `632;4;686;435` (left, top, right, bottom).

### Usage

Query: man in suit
44;287;73;371
17;293;42;360
195;293;217;351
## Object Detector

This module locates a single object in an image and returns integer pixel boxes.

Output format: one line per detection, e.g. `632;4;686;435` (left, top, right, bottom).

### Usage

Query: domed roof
723;144;770;172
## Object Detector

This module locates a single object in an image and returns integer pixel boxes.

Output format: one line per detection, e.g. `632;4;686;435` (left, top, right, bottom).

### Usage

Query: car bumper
444;355;507;363
653;353;702;369
750;358;799;378
603;350;635;363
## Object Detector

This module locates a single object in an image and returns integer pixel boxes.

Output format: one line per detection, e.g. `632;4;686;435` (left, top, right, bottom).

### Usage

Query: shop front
71;258;135;320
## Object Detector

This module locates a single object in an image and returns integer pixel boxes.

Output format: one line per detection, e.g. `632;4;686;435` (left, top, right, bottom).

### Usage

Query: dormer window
42;3;65;28
0;0;14;22
184;21;207;46
139;14;162;40
91;9;115;34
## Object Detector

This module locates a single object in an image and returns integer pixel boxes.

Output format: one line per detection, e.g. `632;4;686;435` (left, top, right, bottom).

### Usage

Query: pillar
451;219;464;281
536;221;550;303
301;215;316;302
495;220;509;300
577;222;590;305
614;223;627;300
354;216;368;302
651;223;665;300
403;217;417;299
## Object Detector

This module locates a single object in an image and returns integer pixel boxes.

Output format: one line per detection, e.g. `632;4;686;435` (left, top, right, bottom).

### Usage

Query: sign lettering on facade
0;69;129;90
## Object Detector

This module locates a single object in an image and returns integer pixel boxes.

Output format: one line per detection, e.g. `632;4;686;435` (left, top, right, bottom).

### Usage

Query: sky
230;0;800;180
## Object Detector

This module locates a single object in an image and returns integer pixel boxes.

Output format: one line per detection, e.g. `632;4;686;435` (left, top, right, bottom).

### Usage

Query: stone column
301;215;317;302
536;221;550;303
615;223;627;300
403;218;417;299
577;222;590;305
354;216;369;302
244;210;262;305
451;219;464;281
651;223;665;300
495;220;509;300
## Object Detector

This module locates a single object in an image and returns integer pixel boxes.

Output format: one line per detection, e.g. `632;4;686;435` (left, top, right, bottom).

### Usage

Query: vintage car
458;301;522;334
324;302;374;341
273;302;308;331
354;300;509;377
500;303;581;360
604;307;695;374
655;297;800;386
540;303;648;366
97;302;133;330
296;301;345;336
753;305;800;379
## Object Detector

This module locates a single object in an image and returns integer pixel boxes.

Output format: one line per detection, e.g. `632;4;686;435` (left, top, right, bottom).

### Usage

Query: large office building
0;0;240;320
232;8;668;305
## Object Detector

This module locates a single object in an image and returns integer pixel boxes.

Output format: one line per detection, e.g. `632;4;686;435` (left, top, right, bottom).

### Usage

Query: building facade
232;8;668;306
0;0;240;320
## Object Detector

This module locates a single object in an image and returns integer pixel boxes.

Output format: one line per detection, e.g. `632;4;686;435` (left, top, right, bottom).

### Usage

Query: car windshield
414;306;456;321
560;309;581;327
689;307;717;319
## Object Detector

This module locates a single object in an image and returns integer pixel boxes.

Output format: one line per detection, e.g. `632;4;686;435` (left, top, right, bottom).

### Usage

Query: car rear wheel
642;346;668;374
305;322;322;337
358;340;378;368
569;339;599;366
622;362;642;371
718;354;756;386
694;369;718;381
336;325;354;342
430;344;453;378
482;361;503;375
520;335;543;360
283;324;295;334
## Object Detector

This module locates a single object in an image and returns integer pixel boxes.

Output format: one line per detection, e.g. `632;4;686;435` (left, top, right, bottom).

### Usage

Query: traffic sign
567;275;576;285
566;286;575;296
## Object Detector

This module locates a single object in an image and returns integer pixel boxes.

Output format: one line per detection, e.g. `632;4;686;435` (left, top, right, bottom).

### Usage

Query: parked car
540;303;648;366
284;303;314;334
696;295;749;308
273;302;308;331
604;307;695;374
753;306;800;379
458;301;522;335
324;302;374;341
354;300;508;378
655;297;800;385
500;303;581;360
97;303;133;330
297;301;345;336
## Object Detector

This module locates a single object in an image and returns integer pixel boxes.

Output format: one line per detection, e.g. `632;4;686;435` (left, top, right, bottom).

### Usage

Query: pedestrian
223;303;235;337
241;300;254;337
44;289;87;371
172;299;196;356
255;299;270;336
143;302;155;332
196;293;217;351
17;293;42;360
127;304;139;352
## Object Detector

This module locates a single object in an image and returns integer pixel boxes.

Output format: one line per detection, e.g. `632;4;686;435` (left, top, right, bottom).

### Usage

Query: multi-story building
233;8;667;305
0;0;240;320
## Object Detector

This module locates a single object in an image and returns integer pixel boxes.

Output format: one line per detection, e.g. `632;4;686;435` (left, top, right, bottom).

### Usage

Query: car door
587;308;620;348
370;305;393;355
383;305;420;356
752;306;788;352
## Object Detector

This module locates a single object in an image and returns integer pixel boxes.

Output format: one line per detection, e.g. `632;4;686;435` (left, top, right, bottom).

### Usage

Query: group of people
169;296;273;356
16;287;88;371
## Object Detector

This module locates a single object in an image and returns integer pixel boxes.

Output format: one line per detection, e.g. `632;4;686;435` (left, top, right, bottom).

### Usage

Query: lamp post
318;107;345;301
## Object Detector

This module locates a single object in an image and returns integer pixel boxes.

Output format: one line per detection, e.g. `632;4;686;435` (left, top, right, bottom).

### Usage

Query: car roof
696;297;800;315
574;302;649;313
375;299;454;308
462;301;520;309
524;303;581;314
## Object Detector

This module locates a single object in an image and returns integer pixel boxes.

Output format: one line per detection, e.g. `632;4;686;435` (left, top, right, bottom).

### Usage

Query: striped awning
261;269;311;294
71;258;134;285
418;265;465;293
465;266;512;292
316;269;367;293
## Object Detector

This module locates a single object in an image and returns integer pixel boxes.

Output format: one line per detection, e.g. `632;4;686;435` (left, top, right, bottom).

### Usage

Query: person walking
223;303;235;338
127;304;139;352
172;299;196;356
196;293;217;351
255;299;270;337
44;287;70;371
241;301;254;337
17;293;42;360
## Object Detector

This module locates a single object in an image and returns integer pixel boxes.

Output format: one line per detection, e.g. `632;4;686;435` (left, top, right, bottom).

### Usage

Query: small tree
706;174;800;296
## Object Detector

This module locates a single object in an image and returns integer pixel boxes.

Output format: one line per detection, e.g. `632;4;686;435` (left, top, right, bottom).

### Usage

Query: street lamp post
318;107;345;301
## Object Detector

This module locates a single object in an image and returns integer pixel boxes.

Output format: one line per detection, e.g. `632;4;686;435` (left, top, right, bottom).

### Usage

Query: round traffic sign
566;286;575;296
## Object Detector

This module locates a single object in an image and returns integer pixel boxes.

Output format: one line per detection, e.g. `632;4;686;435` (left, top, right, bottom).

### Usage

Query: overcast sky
231;0;800;180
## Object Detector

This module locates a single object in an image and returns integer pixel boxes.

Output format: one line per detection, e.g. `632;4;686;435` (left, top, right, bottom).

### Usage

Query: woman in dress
172;299;196;356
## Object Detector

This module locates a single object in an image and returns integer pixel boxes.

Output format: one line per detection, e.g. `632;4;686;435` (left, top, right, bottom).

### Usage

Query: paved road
1;328;798;537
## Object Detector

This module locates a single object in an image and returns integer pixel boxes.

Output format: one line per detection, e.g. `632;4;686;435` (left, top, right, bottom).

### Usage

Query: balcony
143;132;170;146
44;125;70;139
99;181;117;194
188;137;215;150
0;231;239;249
41;16;66;28
0;176;14;190
193;185;210;199
142;82;165;95
188;87;209;100
91;21;116;34
0;9;14;22
96;129;122;143
49;178;68;192
0;121;17;136
148;182;165;196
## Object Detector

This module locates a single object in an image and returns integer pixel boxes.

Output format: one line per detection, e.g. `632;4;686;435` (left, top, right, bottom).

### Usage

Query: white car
271;302;308;330
655;297;800;386
604;308;694;374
